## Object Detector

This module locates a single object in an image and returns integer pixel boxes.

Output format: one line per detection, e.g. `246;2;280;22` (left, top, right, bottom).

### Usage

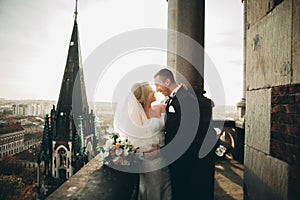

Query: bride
114;82;172;200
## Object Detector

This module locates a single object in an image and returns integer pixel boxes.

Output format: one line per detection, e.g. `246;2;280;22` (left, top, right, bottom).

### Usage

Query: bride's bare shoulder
152;104;166;111
150;104;166;118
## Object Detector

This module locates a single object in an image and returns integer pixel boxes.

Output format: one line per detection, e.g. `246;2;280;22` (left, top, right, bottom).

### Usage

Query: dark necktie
165;96;172;104
166;91;177;104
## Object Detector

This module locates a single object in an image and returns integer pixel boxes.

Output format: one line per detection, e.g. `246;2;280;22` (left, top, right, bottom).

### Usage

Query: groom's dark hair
154;68;175;83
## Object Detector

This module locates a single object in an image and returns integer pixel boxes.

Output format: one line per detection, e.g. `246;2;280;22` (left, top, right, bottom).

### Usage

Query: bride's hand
143;144;160;160
144;144;160;153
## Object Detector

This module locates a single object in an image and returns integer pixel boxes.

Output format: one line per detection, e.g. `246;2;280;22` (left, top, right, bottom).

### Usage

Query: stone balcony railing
47;119;245;199
46;154;104;200
46;153;140;200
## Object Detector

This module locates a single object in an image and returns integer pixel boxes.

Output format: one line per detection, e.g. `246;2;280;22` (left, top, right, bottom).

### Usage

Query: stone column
175;0;205;93
167;1;214;199
234;0;246;164
167;0;177;69
236;0;246;128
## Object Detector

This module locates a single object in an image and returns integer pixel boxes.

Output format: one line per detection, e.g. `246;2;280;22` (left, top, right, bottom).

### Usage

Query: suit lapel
166;87;183;114
164;87;183;144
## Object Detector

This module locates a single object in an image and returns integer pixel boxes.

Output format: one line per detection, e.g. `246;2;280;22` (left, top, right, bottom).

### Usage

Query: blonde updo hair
131;82;152;107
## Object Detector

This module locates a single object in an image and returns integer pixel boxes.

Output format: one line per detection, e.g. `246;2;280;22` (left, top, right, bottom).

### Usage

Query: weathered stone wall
244;0;300;199
244;146;289;199
246;0;291;90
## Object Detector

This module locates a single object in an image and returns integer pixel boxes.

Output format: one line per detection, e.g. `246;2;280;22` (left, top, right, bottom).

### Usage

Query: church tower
39;0;96;182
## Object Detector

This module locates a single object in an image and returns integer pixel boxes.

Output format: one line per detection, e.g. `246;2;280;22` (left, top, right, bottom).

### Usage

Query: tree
0;158;24;175
0;174;24;199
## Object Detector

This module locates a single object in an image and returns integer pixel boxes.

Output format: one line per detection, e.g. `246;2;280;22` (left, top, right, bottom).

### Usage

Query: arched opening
85;141;93;160
55;145;69;180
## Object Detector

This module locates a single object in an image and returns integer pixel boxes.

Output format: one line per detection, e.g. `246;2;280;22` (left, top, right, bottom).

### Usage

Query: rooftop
0;123;23;135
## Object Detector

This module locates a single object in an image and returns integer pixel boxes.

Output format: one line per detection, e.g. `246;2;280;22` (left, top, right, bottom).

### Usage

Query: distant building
12;103;45;116
18;104;27;116
0;123;25;158
12;104;18;115
0;123;42;159
23;123;43;151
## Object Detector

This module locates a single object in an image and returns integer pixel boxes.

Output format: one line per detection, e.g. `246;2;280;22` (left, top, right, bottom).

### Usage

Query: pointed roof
56;5;89;118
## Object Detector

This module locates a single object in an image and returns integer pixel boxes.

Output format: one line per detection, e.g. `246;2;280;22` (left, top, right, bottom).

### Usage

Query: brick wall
271;84;300;199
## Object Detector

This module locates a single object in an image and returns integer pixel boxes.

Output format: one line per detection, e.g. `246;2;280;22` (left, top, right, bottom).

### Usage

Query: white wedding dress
114;93;172;200
137;115;172;200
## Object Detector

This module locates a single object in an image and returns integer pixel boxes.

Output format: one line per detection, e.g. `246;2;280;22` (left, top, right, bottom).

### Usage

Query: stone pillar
236;0;246;127
167;0;177;69
175;0;205;93
167;1;214;199
234;0;246;164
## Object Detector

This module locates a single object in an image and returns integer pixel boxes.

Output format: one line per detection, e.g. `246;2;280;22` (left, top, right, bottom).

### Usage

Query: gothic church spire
56;0;88;118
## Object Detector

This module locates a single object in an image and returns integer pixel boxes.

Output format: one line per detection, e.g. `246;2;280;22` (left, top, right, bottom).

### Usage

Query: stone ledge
46;155;103;200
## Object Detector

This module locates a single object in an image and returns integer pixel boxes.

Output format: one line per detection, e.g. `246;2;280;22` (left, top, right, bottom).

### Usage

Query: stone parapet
46;155;103;200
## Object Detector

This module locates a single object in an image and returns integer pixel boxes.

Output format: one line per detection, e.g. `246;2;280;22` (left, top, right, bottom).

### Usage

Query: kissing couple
112;68;200;200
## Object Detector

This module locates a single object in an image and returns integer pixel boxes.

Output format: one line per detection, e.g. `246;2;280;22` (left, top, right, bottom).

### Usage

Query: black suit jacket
164;86;201;199
165;86;199;147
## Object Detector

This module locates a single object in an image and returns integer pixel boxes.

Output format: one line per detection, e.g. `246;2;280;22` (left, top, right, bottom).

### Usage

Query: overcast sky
0;0;243;105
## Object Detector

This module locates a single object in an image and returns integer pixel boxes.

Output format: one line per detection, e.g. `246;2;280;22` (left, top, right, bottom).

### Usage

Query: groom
154;68;200;200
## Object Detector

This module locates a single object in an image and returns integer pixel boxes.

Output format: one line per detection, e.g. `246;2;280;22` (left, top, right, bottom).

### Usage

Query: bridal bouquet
98;133;138;166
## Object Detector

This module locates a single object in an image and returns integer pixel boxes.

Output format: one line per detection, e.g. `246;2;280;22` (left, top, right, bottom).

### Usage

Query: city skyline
0;0;243;105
